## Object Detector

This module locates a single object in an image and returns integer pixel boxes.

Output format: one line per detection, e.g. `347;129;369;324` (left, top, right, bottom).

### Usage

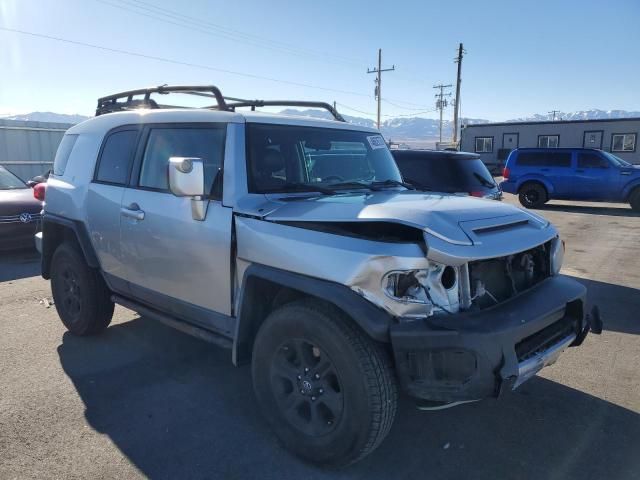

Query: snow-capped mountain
280;108;487;142
2;109;637;147
0;112;90;124
507;109;640;122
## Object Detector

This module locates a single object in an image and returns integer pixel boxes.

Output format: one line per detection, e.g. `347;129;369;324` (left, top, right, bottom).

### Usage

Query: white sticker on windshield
367;135;386;150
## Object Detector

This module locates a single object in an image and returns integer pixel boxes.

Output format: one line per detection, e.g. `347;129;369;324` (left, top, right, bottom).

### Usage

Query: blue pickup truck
501;148;640;211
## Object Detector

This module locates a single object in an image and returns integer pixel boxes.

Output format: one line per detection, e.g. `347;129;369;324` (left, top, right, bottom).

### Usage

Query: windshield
602;151;632;167
247;123;402;193
394;152;497;192
0;166;27;190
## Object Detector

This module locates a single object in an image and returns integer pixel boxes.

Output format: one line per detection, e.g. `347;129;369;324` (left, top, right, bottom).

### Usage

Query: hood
0;188;42;216
262;191;547;246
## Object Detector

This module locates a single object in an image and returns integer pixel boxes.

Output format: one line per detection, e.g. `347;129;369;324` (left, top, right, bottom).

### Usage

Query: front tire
518;182;548;208
50;243;114;335
251;300;397;467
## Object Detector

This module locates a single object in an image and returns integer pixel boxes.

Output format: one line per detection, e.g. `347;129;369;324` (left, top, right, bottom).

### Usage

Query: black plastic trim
41;213;100;279
112;294;233;349
390;275;587;402
232;263;394;365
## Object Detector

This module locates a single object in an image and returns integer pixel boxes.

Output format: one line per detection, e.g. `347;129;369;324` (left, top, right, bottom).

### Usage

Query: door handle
575;169;585;173
120;203;145;221
621;171;632;175
540;168;550;171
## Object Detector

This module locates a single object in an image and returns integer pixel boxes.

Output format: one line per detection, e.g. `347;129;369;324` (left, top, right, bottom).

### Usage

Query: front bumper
390;275;588;402
0;222;40;251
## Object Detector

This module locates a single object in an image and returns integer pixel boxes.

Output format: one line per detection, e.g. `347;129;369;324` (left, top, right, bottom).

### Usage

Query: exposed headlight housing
383;270;431;305
382;265;460;318
550;236;565;275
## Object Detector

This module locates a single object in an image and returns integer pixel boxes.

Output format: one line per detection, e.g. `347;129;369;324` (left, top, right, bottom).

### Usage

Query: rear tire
50;243;114;335
251;299;397;467
518;182;548;208
630;188;640;212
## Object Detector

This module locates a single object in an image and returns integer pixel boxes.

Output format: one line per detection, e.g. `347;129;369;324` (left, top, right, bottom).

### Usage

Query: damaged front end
371;236;565;320
467;239;556;310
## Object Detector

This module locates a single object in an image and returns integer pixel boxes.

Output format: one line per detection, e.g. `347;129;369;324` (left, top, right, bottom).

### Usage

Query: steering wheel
322;175;344;182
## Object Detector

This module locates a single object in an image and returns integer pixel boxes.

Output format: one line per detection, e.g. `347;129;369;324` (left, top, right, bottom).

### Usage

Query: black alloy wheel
270;338;343;437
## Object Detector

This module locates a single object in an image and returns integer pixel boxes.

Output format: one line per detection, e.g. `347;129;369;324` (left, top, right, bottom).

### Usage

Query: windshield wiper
473;172;496;188
260;182;336;195
326;181;380;191
403;178;433;191
371;179;415;190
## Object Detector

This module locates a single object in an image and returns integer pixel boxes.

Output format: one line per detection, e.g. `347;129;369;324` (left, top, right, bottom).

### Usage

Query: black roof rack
222;99;345;122
96;85;228;116
95;84;345;122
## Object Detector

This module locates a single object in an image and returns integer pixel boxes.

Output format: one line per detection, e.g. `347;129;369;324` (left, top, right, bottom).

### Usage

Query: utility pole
452;43;466;145
433;83;452;144
367;48;395;129
548;110;560;121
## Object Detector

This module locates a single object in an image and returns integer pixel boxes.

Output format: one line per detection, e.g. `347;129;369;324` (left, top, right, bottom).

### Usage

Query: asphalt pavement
1;195;639;480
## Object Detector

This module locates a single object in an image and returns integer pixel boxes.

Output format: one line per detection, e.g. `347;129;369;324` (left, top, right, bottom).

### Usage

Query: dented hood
262;191;545;246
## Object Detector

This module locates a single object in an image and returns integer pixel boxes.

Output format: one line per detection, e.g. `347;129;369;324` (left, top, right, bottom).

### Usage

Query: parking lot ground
0;195;639;480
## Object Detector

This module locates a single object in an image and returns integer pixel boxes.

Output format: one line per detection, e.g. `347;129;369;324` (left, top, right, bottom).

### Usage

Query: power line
106;0;433;88
381;98;431;110
433;83;452;143
0;26;430;111
384;109;438;118
95;0;363;68
0;27;375;97
367;49;395;129
337;102;436;118
548;110;561;121
335;102;376;116
100;0;433;108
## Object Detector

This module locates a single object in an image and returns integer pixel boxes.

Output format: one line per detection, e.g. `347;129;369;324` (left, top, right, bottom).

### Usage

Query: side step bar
112;295;233;350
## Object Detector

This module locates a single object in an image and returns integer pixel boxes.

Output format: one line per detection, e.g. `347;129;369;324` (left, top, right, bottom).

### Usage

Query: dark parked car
501;148;640;210
0;166;43;250
391;149;502;200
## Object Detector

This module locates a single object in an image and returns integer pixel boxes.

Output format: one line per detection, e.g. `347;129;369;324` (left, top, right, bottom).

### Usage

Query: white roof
68;108;379;134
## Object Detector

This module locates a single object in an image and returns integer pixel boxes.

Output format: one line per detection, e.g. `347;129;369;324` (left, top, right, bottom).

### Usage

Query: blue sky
1;0;638;121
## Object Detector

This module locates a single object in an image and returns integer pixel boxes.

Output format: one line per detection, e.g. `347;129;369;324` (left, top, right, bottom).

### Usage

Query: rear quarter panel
45;132;104;222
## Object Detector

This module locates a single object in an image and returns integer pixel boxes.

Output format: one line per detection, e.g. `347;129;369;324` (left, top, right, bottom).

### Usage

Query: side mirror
169;157;205;197
168;157;208;221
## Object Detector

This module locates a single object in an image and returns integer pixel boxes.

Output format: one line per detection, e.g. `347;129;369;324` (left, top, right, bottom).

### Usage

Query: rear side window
95;130;139;185
516;152;571;167
578;152;608;168
394;153;495;192
138;127;226;197
53;134;78;176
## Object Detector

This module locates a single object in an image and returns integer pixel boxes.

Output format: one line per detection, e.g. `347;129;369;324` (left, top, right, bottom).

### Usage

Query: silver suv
39;85;601;467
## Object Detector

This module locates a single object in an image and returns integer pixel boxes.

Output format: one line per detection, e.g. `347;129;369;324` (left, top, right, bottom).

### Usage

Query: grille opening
515;313;578;362
468;241;551;310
